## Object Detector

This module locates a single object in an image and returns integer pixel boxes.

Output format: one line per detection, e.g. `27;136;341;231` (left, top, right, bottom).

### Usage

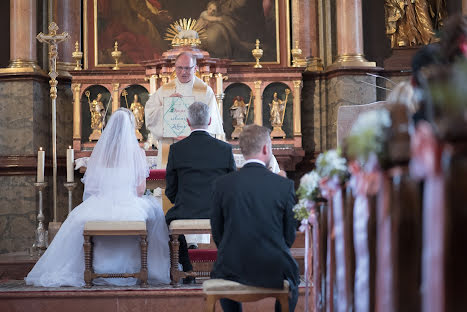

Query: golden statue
269;89;290;139
385;0;440;48
86;91;105;141
130;94;145;141
230;94;252;139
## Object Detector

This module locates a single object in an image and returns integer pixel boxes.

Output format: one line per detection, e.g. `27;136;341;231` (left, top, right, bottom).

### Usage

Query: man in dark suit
210;124;299;312
165;101;236;282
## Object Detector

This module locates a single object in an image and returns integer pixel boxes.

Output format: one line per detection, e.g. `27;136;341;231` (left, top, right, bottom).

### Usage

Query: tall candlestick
37;147;45;183
66;146;74;182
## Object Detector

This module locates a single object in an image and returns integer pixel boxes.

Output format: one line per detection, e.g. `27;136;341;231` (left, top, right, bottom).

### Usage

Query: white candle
149;75;157;94
37;147;45;183
66;146;74;182
216;73;223;95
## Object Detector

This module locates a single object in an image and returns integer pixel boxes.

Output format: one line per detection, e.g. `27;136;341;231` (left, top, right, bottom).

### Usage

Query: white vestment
145;76;224;140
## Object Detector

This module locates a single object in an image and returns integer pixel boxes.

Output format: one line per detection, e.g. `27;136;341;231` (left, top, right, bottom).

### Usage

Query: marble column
463;0;467;15
253;81;263;126
9;0;39;69
291;0;323;71
332;0;375;67
52;0;81;74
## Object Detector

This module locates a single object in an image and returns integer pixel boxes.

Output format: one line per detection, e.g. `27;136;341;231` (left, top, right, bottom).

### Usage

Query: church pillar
9;0;39;69
332;0;375;67
463;0;467;15
253;80;263;126
291;0;323;71
52;0;82;75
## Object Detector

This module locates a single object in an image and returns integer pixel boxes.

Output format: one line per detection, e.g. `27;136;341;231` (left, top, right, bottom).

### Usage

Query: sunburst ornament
165;18;207;47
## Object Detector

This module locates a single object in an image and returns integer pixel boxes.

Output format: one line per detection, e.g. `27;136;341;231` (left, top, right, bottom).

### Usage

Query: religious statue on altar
230;95;251;139
86;92;106;141
130;94;145;141
269;90;289;138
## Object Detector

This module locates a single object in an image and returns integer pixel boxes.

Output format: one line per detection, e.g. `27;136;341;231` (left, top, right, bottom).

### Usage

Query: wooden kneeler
203;279;290;312
168;219;212;285
83;221;148;288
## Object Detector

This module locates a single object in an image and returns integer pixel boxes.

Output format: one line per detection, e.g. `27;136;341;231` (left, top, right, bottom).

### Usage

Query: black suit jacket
165;131;236;223
210;162;300;289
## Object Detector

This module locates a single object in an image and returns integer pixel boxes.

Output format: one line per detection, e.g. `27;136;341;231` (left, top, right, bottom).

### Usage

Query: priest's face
175;54;196;83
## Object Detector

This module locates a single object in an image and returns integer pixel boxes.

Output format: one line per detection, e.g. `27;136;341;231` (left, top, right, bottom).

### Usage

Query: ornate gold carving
71;83;81;140
85;91;105;141
230;93;253;139
306;56;324;72
269;89;290;138
292;80;302;136
8;59;40;70
130;94;145;141
291;41;304;67
332;54;376;67
201;73;213;84
111;41;122;70
384;0;444;48
165;18;206;47
72;41;83;70
252;39;263;68
112;83;120;112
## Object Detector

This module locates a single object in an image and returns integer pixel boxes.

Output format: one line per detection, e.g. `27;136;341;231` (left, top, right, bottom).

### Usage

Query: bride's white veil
82;108;148;201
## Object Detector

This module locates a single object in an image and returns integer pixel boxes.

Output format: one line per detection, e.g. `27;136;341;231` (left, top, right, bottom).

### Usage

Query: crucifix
36;22;70;225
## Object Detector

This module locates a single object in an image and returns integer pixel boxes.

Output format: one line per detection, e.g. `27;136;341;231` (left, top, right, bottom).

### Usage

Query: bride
25;108;170;287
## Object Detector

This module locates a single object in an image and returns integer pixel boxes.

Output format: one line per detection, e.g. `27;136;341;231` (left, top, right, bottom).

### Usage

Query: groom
165;101;236;283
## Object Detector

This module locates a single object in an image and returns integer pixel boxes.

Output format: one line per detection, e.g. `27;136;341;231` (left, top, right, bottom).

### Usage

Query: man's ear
187;118;191;127
262;144;268;156
208;117;212;125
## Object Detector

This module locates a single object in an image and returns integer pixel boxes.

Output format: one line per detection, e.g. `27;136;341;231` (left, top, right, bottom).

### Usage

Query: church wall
0;75;79;254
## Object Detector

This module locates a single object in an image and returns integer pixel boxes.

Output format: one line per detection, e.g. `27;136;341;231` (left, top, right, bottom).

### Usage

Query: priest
145;51;225;140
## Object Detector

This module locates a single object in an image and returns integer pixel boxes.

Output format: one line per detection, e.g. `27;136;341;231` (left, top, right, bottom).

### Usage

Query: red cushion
188;249;217;262
148;169;166;180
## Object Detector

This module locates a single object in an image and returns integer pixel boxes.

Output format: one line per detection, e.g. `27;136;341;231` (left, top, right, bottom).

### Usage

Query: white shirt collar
190;129;209;134
243;159;266;167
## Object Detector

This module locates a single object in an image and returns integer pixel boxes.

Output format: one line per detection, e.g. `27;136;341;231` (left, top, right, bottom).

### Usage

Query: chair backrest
337;101;393;147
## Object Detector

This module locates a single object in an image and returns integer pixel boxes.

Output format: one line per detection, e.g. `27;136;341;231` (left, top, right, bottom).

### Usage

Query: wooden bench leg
278;293;289;312
140;234;148;288
205;294;217;312
170;234;181;286
83;235;93;288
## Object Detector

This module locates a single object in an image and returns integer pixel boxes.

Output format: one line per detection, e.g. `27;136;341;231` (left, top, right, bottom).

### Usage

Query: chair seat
84;221;146;235
169;219;211;231
203;279;289;294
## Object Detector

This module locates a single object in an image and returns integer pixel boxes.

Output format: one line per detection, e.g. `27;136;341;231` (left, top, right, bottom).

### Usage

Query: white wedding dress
25;109;171;287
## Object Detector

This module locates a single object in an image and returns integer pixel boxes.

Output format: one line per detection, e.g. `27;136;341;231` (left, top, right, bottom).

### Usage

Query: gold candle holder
33;182;49;256
252;39;263;69
291;41;303;67
72;41;83;70
111;41;122;70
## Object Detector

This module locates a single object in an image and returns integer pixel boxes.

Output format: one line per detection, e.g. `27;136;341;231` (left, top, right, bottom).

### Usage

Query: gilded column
292;80;302;136
52;0;82;73
291;0;323;71
253;81;263;126
332;0;375;67
9;0;39;69
72;83;81;140
112;83;120;112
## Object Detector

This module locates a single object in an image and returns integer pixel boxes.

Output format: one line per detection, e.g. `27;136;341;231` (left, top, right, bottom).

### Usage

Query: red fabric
148;169;166;180
188;249;217;262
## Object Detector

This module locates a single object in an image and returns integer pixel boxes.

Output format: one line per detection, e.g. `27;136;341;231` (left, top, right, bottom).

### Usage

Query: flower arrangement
345;109;392;165
293;149;348;221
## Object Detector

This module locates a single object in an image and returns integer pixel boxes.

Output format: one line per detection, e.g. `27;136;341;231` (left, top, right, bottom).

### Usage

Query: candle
216;73;223;95
66;146;74;182
37;147;45;183
149;75;156;94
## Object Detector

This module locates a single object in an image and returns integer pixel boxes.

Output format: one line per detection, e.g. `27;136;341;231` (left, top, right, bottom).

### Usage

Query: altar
70;19;305;173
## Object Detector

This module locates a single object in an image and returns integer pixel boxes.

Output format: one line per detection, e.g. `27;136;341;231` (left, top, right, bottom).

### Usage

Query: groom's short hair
239;124;271;158
188;102;210;127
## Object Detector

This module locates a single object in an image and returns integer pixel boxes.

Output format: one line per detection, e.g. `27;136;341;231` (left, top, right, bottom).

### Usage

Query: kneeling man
210;124;299;312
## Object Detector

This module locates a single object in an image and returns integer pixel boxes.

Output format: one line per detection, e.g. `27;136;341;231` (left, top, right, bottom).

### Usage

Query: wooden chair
83;221;148;288
203;279;290;312
168;219;212;285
